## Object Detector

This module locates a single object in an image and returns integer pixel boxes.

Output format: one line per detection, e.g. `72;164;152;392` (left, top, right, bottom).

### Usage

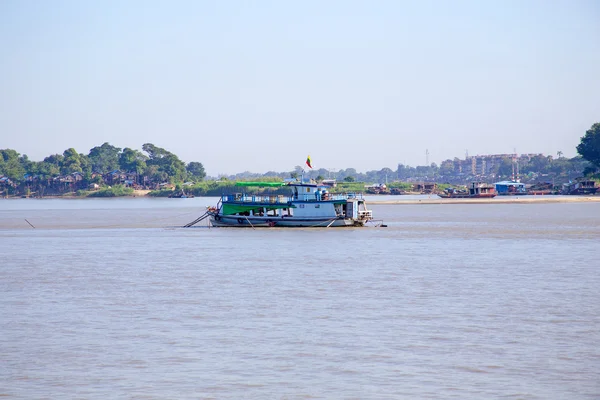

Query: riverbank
3;192;599;204
370;196;600;205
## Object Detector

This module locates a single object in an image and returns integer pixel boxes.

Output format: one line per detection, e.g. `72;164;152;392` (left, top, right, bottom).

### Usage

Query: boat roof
495;181;526;186
233;180;335;191
235;181;286;187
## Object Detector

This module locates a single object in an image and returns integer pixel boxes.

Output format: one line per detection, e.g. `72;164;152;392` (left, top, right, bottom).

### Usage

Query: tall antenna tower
426;149;429;166
511;148;519;182
465;149;469;159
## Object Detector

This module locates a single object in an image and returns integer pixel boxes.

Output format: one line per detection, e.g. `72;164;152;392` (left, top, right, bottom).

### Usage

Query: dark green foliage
88;142;121;174
119;148;148;182
61;148;83;175
186;162;206;181
142;143;187;182
0;149;25;181
577;123;600;168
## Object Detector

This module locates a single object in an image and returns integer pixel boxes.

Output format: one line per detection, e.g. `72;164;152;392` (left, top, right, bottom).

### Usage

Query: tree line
2;123;599;196
0;143;206;194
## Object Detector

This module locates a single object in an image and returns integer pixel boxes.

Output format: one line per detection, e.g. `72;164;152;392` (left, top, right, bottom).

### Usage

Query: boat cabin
561;180;598;195
494;181;527;195
469;182;497;196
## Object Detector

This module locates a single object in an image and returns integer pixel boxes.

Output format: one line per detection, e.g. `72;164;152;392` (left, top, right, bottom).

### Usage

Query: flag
306;155;313;169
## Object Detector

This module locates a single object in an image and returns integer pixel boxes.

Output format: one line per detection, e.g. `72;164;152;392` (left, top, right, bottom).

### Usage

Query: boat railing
359;210;373;220
220;192;365;203
221;194;291;204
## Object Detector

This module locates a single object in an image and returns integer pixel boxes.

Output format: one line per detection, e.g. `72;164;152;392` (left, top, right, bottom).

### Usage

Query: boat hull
209;214;365;228
564;188;598;195
438;193;497;199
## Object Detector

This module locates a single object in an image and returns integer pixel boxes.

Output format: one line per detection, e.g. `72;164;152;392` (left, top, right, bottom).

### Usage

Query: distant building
445;153;545;177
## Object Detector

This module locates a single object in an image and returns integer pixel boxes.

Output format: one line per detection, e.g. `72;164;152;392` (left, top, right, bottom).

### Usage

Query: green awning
235;181;286;187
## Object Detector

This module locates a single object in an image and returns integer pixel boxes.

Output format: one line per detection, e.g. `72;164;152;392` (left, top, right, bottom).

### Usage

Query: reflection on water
1;199;599;399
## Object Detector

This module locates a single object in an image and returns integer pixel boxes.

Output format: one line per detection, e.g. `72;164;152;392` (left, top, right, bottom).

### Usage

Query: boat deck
220;193;364;204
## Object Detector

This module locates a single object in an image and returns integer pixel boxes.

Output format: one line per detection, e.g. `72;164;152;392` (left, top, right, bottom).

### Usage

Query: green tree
439;160;454;176
19;154;33;174
396;164;415;180
186;161;206;181
377;167;394;183
39;155;63;178
142;143;186;182
548;157;570;175
161;154;187;182
142;143;171;160
0;149;26;182
527;155;550;173
577;122;600;169
79;153;92;177
119;148;148;182
88;142;121;173
145;164;168;183
344;176;355;182
61;148;82;175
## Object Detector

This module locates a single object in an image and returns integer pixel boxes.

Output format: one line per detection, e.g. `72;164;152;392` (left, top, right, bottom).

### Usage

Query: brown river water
1;197;599;399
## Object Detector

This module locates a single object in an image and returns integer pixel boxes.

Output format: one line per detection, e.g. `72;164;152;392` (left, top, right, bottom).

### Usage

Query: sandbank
370;196;600;205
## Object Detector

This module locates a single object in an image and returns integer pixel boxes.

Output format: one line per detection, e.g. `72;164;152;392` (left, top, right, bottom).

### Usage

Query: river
1;197;599;399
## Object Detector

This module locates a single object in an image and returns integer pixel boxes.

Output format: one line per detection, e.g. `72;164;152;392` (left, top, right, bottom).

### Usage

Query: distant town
233;152;589;186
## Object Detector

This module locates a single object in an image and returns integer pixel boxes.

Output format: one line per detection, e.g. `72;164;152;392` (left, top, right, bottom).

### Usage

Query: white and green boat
207;181;373;228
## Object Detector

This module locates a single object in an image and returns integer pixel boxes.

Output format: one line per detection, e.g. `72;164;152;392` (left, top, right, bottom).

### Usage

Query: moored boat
169;190;194;198
494;180;527;195
528;181;556;195
561;180;598;195
439;182;497;199
206;180;373;228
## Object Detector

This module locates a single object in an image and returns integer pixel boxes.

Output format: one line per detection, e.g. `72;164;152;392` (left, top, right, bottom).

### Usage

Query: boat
439;182;497;199
365;184;389;195
528;182;556;195
561;180;598;195
169;190;194;198
206;180;373;227
494;180;527;195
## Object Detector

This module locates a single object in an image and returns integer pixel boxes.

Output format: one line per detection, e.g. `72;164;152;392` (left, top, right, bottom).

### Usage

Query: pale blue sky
1;0;599;175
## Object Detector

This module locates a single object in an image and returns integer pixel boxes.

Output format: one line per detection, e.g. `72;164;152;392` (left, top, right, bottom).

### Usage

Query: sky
1;0;599;176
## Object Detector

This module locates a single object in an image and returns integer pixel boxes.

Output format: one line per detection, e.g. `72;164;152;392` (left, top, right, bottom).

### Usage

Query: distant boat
561;180;598;195
528;182;556;195
365;184;389;195
169;190;194;198
206;180;373;227
439;182;497;199
494;181;527;196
